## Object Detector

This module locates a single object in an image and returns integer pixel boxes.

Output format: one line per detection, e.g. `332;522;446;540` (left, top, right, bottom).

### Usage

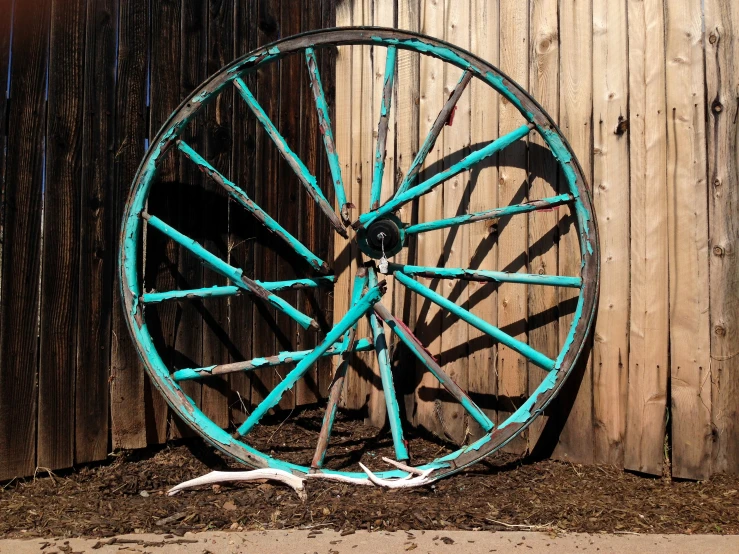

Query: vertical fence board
394;0;421;423
229;0;259;426
664;0;712;480
39;0;85;470
0;0;10;267
623;0;669;476
497;0;529;453
413;0;445;437
200;0;234;428
527;0;559;450
706;0;739;475
467;0;499;440
249;0;281;413
0;0;50;480
111;0;149;450
439;0;471;444
553;0;595;464
76;0;116;465
591;0;629;467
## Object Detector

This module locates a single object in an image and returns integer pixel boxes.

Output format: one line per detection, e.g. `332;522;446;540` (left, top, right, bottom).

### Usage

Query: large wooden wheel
119;28;599;483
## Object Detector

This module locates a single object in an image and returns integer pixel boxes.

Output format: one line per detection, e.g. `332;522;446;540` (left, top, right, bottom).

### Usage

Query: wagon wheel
120;28;599;483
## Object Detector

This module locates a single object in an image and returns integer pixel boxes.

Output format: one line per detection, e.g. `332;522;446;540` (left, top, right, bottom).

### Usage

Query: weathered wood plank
497;0;529;454
527;0;559;450
0;0;50;480
200;0;234;428
624;0;669;476
413;0;445;438
229;0;259;426
553;0;595;464
38;0;85;470
394;0;421;424
439;0;471;445
76;0;117;466
705;0;739;475
664;0;712;480
111;0;149;450
592;0;630;467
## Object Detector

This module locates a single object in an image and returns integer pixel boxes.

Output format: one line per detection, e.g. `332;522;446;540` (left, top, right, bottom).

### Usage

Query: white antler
358;462;434;488
167;469;307;500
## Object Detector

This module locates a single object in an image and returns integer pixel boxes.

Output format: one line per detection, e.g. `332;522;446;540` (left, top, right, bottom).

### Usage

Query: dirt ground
2;411;738;539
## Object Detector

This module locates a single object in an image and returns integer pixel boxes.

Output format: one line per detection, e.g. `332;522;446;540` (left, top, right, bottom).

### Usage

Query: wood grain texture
76;0;116;466
228;0;259;426
200;0;234;428
527;0;559;450
111;0;149;450
591;0;629;467
497;0;529;454
394;0;420;424
705;0;739;475
623;0;669;476
413;0;445;438
553;0;595;464
39;0;85;470
664;0;712;480
0;0;50;480
439;0;471;444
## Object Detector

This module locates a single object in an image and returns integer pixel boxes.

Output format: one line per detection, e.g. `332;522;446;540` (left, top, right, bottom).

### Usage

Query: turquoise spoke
389;264;581;288
373;302;494;433
312;271;368;468
370;46;397;210
177;140;329;273
173;338;374;382
405;193;574;235
393;271;555;370
393;70;473;199
236;280;387;437
143;277;336;305
304;47;349;223
357;122;534;229
232;76;348;238
142;212;317;330
367;268;409;461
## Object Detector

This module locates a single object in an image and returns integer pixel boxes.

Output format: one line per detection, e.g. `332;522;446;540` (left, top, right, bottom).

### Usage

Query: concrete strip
1;530;738;553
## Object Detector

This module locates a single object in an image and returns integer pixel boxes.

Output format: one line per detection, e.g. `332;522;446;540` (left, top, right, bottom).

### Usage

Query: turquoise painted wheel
119;28;599;483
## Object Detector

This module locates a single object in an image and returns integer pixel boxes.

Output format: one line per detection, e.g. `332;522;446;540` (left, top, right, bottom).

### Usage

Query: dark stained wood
75;0;116;464
249;0;281;413
111;0;149;450
0;0;50;481
200;0;234;428
0;0;10;228
228;0;259;426
38;0;86;471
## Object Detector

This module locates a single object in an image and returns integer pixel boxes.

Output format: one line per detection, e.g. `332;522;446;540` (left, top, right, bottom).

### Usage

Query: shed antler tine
381;457;424;476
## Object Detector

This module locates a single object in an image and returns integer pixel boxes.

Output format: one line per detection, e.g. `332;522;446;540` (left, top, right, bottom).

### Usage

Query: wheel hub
357;214;406;259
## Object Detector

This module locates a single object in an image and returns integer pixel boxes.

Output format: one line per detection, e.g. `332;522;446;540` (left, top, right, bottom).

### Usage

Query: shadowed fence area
0;0;738;483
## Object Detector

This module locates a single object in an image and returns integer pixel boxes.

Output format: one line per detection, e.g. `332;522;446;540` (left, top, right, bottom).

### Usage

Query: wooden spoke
393;70;473;199
370;46;397;210
232;76;348;238
356;122;535;229
393;271;555;370
367;268;409;461
312;271;368;469
389;263;582;288
236;280;387;438
404;193;574;235
173;338;374;382
142;212;318;330
177;139;330;273
304;47;350;224
373;303;494;433
141;276;336;305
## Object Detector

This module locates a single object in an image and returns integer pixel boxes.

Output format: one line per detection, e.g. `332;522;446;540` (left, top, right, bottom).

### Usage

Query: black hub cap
357;215;405;259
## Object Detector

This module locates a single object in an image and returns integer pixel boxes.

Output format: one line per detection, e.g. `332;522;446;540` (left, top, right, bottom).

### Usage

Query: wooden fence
0;0;737;482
